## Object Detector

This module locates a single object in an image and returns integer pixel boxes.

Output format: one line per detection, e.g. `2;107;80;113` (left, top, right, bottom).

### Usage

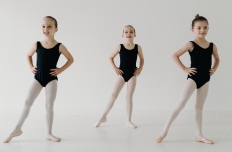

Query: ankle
100;117;106;120
11;129;21;134
196;134;204;139
160;129;168;137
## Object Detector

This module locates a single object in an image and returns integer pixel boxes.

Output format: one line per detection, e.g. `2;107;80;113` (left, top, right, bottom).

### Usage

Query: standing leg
3;79;43;143
125;76;137;128
195;82;213;144
45;80;60;142
94;76;125;127
156;79;196;142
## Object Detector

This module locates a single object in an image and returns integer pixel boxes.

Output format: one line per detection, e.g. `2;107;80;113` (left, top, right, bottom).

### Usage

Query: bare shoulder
185;41;194;49
27;42;38;56
182;41;194;52
137;44;142;52
31;41;38;49
116;44;121;52
212;43;218;51
59;43;66;49
58;43;68;53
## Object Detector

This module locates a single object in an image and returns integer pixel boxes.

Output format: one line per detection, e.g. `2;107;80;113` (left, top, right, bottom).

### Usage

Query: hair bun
195;14;200;19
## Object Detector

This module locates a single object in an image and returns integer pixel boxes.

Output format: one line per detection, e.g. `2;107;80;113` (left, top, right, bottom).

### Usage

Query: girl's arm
209;44;220;76
50;44;74;76
27;42;37;74
109;45;124;75
172;42;197;76
134;45;144;76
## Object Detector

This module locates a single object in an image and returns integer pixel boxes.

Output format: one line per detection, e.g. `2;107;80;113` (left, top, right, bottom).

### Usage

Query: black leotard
34;41;61;87
187;41;213;89
119;44;138;82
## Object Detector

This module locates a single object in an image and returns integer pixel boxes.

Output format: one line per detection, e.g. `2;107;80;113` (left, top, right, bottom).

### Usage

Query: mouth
127;36;132;38
200;33;205;35
44;32;49;35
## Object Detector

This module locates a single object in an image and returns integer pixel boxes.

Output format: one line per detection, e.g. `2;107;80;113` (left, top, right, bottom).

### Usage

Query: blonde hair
123;25;135;33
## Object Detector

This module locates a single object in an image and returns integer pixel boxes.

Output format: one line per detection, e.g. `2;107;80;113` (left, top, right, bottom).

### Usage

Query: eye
42;26;45;28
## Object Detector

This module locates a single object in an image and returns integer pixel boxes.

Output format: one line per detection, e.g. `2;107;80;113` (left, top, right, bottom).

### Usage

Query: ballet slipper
126;122;137;129
46;135;61;142
94;118;107;127
156;131;167;143
195;137;214;144
3;130;23;143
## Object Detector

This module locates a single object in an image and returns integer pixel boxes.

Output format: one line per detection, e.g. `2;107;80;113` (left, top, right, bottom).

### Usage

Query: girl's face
122;26;136;40
41;18;58;37
192;21;209;39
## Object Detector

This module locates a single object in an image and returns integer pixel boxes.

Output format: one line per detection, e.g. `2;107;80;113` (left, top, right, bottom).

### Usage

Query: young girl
156;14;220;144
94;25;144;128
3;16;74;143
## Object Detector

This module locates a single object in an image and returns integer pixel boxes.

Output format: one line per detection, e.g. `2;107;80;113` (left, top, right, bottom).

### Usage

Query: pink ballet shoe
3;130;23;143
195;137;214;144
46;135;61;142
156;131;167;143
94;118;107;127
126;122;137;129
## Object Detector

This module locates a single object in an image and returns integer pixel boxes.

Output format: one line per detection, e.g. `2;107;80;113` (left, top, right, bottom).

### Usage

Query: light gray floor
0;116;231;152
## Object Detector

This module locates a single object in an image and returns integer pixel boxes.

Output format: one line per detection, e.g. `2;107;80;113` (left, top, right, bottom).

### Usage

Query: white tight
100;76;137;122
161;79;209;138
13;79;57;135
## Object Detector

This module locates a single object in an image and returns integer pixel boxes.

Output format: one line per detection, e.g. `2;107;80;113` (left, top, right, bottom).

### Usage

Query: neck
194;37;207;43
43;37;56;44
124;40;134;45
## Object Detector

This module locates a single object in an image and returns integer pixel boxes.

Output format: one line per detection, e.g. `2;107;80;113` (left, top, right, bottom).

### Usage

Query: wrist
182;66;187;71
59;68;64;72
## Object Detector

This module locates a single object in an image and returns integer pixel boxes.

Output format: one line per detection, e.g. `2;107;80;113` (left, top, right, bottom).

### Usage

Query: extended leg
94;76;125;127
3;79;43;143
156;79;196;143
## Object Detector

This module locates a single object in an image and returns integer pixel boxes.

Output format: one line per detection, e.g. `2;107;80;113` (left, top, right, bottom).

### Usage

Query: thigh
178;79;196;104
127;76;137;96
111;76;125;96
26;79;43;101
196;82;209;106
45;80;58;102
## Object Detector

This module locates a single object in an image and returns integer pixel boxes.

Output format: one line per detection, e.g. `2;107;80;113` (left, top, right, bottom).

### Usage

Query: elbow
172;53;180;60
71;57;74;64
109;57;113;61
140;58;144;63
68;57;74;64
172;54;176;60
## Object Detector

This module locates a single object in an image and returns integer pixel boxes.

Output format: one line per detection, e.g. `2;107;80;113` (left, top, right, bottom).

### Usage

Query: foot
46;134;61;142
156;130;167;143
94;118;107;127
195;136;214;144
3;130;23;143
126;121;137;129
